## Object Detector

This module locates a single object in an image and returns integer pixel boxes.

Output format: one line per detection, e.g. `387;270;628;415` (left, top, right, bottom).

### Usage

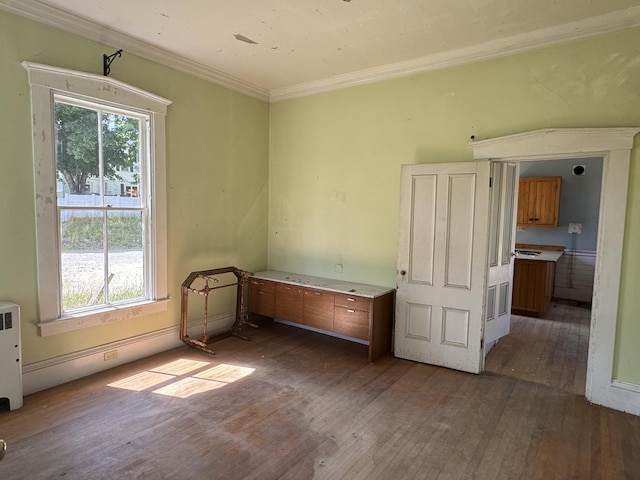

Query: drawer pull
347;297;356;302
347;309;356;313
314;292;321;296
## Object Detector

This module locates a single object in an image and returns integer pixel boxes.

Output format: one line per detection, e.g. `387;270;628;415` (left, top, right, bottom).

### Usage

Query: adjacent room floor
485;299;590;396
1;309;638;480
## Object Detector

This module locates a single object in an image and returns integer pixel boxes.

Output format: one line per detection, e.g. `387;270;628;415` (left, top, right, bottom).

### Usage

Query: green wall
0;10;270;364
269;28;640;384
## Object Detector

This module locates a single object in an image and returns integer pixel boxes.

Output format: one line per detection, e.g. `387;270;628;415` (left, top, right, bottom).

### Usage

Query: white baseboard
589;380;640;416
22;312;237;395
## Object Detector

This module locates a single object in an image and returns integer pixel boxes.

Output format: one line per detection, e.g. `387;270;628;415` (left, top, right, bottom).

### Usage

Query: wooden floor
485;299;590;395
1;314;639;479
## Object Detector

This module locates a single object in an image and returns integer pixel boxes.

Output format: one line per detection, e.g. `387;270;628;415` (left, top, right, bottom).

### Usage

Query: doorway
469;127;638;412
485;157;601;395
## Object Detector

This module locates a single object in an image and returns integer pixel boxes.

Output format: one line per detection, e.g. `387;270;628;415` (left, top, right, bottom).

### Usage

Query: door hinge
480;338;484;349
489;177;493;188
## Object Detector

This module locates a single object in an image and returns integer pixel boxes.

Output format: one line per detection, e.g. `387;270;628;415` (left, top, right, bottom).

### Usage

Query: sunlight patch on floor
107;359;255;397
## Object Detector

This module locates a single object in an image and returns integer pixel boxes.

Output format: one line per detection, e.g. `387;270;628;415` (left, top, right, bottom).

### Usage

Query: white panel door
395;162;491;374
485;162;519;351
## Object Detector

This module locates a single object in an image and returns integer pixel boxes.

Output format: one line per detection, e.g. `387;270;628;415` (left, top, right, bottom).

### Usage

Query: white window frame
23;62;171;336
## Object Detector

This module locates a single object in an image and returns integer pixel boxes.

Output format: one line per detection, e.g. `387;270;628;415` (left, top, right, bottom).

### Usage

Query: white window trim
23;62;171;336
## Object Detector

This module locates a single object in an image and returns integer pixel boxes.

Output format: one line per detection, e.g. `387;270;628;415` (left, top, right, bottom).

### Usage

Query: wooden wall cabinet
516;176;561;227
511;259;556;315
249;271;395;362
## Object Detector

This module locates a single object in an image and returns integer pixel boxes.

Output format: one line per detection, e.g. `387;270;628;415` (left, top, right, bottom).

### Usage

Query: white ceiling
3;0;640;101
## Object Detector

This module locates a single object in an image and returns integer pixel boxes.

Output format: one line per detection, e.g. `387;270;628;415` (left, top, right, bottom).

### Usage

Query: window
23;62;171;336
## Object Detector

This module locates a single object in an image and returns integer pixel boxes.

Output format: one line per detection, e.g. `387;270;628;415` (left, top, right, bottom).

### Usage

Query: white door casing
470;128;640;415
485;162;519;352
395;161;491;374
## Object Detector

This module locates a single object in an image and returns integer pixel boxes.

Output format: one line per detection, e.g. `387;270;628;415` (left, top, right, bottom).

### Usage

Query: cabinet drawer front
303;288;334;331
249;278;275;293
275;283;303;322
249;290;274;317
334;293;371;311
275;282;304;298
334;307;370;341
303;288;334;306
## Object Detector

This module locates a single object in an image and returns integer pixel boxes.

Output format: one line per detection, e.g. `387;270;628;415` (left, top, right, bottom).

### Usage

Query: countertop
515;249;564;262
251;270;394;298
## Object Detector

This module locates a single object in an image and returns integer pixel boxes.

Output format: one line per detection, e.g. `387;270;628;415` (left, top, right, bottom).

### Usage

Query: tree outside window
54;98;147;312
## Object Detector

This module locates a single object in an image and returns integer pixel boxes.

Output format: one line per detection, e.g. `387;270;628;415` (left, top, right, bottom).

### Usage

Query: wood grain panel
516;176;561;227
274;283;303;322
302;288;335;331
335;293;371;311
248;279;275;317
512;259;556;314
334;307;369;340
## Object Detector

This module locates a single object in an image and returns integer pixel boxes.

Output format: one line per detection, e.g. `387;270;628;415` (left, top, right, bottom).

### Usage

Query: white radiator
0;302;23;410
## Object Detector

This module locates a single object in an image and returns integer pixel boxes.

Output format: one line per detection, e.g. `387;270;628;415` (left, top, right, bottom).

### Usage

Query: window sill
37;299;169;337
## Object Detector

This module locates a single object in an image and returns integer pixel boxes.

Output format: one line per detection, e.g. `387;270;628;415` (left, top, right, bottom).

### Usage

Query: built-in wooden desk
249;271;395;362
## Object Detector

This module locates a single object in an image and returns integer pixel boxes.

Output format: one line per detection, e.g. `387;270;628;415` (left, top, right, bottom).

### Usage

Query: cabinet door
517;177;561;227
275;283;303;323
249;279;275;317
511;260;554;313
334;307;370;340
302;288;335;331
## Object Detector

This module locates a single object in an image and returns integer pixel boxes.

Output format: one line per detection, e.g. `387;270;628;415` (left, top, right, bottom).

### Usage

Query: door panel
409;175;436;285
395;162;491;374
485;162;519;350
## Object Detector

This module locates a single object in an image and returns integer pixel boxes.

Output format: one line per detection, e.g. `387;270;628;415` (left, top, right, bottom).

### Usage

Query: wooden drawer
249;278;275;293
335;293;371;311
302;288;334;331
334;306;370;341
249;279;275;317
275;283;303;322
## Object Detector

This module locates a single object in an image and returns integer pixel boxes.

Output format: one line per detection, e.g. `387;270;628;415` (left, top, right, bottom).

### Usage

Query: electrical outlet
104;350;118;361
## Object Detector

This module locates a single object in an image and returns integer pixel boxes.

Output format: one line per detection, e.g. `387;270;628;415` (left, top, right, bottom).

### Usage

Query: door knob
400;270;406;276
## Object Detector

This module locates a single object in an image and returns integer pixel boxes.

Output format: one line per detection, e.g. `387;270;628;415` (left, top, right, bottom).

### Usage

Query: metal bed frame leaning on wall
179;266;256;355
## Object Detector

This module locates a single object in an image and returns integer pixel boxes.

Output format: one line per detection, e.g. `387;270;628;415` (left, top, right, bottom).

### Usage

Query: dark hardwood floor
1;313;639;479
485;299;590;395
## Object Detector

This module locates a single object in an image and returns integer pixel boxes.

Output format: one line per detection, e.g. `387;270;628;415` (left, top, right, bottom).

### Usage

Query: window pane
54;102;99;205
103;112;142;207
108;210;145;303
60;210;106;311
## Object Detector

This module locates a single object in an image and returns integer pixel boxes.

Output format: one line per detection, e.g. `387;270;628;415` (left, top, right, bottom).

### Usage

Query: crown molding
0;0;270;101
2;1;640;104
270;6;640;102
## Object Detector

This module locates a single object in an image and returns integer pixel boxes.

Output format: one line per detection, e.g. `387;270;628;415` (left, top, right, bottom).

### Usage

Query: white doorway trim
470;128;640;415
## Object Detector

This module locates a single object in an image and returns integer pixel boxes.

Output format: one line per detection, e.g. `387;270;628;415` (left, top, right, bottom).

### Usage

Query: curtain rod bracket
103;49;123;76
